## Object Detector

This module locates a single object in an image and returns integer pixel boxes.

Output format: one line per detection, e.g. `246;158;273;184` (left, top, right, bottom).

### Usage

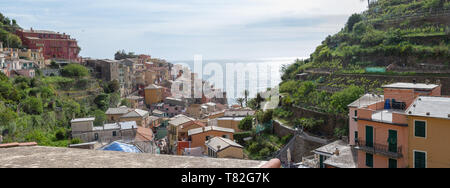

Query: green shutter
388;130;398;153
389;159;397;168
366;153;373;167
355;131;359;143
415;121;426;138
414;151;426;168
366;126;373;147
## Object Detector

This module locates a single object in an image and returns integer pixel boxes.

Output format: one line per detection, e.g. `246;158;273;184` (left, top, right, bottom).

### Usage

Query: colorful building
188;126;235;152
16;28;80;61
205;137;244;159
406;96;450;168
144;84;164;106
353;82;441;168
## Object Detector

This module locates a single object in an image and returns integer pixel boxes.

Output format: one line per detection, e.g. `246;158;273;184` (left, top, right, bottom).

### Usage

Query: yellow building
144;84;164;106
18;49;46;69
406;96;450;168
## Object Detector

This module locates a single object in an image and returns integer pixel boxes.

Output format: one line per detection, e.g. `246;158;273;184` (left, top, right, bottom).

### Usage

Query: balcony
355;140;403;159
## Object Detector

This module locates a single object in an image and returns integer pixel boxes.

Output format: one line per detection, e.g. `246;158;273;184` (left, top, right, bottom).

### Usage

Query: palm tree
243;90;249;107
236;98;245;108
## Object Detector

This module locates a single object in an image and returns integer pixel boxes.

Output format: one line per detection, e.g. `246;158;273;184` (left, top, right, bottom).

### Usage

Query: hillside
276;0;450;138
282;0;450;81
0;13;22;48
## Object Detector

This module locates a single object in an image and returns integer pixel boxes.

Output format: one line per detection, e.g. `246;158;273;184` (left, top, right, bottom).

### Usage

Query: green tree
236;98;245;107
94;93;110;111
93;109;106;126
109;92;121;107
346;13;362;32
21;97;43;115
238;116;253;131
61;64;88;78
330;85;364;114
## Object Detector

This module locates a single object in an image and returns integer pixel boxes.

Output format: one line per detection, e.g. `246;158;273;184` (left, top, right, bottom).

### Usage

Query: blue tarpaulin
101;141;142;153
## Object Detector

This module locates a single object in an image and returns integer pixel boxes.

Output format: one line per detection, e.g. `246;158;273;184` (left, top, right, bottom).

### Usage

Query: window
223;135;229;139
388;130;398;153
354;110;358;117
389;159;397;168
94;133;99;141
414;151;426;168
414;120;426;138
354;131;358;143
112;131;117;137
366;126;373;147
366;153;373;168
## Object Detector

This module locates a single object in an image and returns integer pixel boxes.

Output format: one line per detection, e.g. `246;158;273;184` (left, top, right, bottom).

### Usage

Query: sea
171;57;303;105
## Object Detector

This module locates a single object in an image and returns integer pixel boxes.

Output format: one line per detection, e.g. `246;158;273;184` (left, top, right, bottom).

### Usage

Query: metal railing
355;140;403;159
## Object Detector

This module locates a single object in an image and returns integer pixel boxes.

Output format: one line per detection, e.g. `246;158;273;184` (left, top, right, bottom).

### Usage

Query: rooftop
169;114;195;126
407;96;450;119
383;82;439;90
314;140;357;168
0;146;266;168
348;94;384;108
71;117;95;123
105;107;132;115
188;126;235;136
121;109;149;118
206;137;243;152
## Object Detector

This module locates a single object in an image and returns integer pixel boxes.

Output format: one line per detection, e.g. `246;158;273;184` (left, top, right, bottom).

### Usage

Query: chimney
413;79;417;84
30;27;33;32
335;148;340;156
217;145;221;151
448;114;450;119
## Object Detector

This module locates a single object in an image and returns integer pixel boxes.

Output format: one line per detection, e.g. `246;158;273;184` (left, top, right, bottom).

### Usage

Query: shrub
22;97;43;115
238;116;253;131
281;134;294;144
55;128;67;141
70;138;82;145
346;13;362;32
259;147;272;157
61;64;88;78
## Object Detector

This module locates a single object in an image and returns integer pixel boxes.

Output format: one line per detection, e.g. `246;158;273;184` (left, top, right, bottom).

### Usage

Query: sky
0;0;367;61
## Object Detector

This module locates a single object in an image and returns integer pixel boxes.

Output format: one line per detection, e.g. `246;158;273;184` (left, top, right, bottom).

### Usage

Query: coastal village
1;0;450;168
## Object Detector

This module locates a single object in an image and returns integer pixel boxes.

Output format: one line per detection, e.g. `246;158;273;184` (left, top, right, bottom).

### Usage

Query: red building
16;28;80;62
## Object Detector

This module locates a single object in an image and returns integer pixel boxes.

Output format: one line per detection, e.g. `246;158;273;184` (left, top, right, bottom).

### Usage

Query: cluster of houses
0;28;82;78
70;103;255;159
301;82;450;168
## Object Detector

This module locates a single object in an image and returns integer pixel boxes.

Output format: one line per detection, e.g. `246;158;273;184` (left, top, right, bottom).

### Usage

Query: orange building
354;82;441;168
144;84;164;106
188;126;235;152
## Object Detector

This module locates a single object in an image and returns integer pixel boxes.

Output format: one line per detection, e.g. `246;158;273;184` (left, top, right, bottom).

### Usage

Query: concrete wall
218;146;244;159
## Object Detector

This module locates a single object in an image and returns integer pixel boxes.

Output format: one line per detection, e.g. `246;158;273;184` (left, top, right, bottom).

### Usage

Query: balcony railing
355;140;403;159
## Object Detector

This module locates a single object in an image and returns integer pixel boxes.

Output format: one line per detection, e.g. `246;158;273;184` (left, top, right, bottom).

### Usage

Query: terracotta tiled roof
135;127;153;142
